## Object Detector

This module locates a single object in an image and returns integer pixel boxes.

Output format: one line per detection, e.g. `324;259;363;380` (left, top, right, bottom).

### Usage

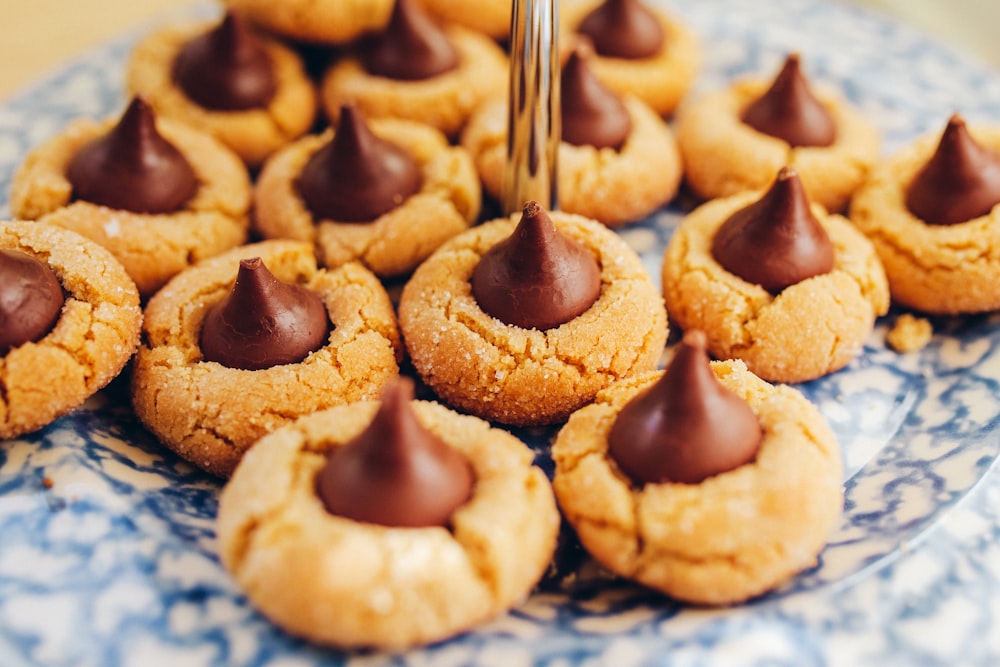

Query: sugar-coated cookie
0;221;141;439
676;54;879;213
254;114;480;278
850;116;1000;314
220;0;394;45
131;240;401;477
562;0;700;116
663;169;889;383
216;392;559;649
418;0;511;41
10;97;251;298
319;19;507;139
126;12;317;167
399;204;668;426
462;93;681;227
552;356;843;605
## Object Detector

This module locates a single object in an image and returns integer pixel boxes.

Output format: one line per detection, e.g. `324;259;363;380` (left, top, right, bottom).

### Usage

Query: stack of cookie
10;0;1000;655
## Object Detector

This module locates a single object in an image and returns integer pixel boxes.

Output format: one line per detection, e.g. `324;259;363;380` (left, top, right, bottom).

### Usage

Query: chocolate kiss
577;0;665;60
361;0;460;81
607;330;762;485
66;96;198;214
172;11;277;111
561;48;632;150
296;105;423;222
712;166;834;294
200;257;330;370
905;114;1000;226
0;250;65;356
471;200;602;330
315;377;474;528
741;53;836;148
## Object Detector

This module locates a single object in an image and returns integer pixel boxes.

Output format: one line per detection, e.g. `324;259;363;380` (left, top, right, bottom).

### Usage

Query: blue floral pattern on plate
1;1;1000;665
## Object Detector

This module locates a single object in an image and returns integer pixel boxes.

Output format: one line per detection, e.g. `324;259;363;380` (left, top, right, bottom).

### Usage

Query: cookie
131;239;401;477
399;203;668;426
319;0;508;139
418;0;511;41
562;0;700;116
461;90;682;227
849;115;1000;314
216;386;559;649
219;0;394;45
125;12;318;167
663;168;889;383
675;53;879;213
253;113;480;278
9;97;251;298
551;350;843;605
0;221;141;439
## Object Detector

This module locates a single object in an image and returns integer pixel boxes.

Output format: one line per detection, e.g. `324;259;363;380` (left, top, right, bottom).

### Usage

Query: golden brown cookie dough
552;360;844;605
399;210;668;426
131;239;401;477
216;397;559;649
663;190;889;383
418;0;511;41
561;0;700;117
125;16;318;167
850;124;1000;315
9;108;251;298
220;0;394;45
462;95;682;227
254;118;480;278
0;221;141;439
675;73;879;213
319;25;508;139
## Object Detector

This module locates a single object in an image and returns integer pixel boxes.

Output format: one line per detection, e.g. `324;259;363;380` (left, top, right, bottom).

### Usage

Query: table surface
1;0;998;103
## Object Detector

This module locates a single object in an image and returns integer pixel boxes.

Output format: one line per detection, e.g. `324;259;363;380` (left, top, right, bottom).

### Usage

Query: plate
2;1;1000;665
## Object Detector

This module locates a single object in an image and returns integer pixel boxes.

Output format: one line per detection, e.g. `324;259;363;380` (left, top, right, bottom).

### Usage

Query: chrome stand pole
502;0;560;215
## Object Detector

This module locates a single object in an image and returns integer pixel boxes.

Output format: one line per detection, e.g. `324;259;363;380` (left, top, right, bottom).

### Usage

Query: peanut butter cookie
0;221;141;439
131;239;401;477
216;389;559;649
552;354;843;605
10;97;251;297
220;0;394;45
126;12;317;167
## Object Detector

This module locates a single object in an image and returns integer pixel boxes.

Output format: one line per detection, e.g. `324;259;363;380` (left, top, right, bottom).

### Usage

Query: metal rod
502;0;559;215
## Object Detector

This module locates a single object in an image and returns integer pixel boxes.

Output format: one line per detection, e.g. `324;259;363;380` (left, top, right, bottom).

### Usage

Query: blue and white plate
2;1;1000;665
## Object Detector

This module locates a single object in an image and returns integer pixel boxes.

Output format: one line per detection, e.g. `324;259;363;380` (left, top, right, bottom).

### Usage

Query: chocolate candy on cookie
131;240;401;477
851;114;1000;314
254;105;480;278
10;95;251;297
552;331;843;605
400;201;667;426
216;377;559;649
664;167;889;383
0;221;141;439
319;0;508;138
676;52;879;213
562;0;700;116
126;11;317;167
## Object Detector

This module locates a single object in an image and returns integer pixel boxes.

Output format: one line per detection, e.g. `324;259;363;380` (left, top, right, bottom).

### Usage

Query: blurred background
1;0;998;100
